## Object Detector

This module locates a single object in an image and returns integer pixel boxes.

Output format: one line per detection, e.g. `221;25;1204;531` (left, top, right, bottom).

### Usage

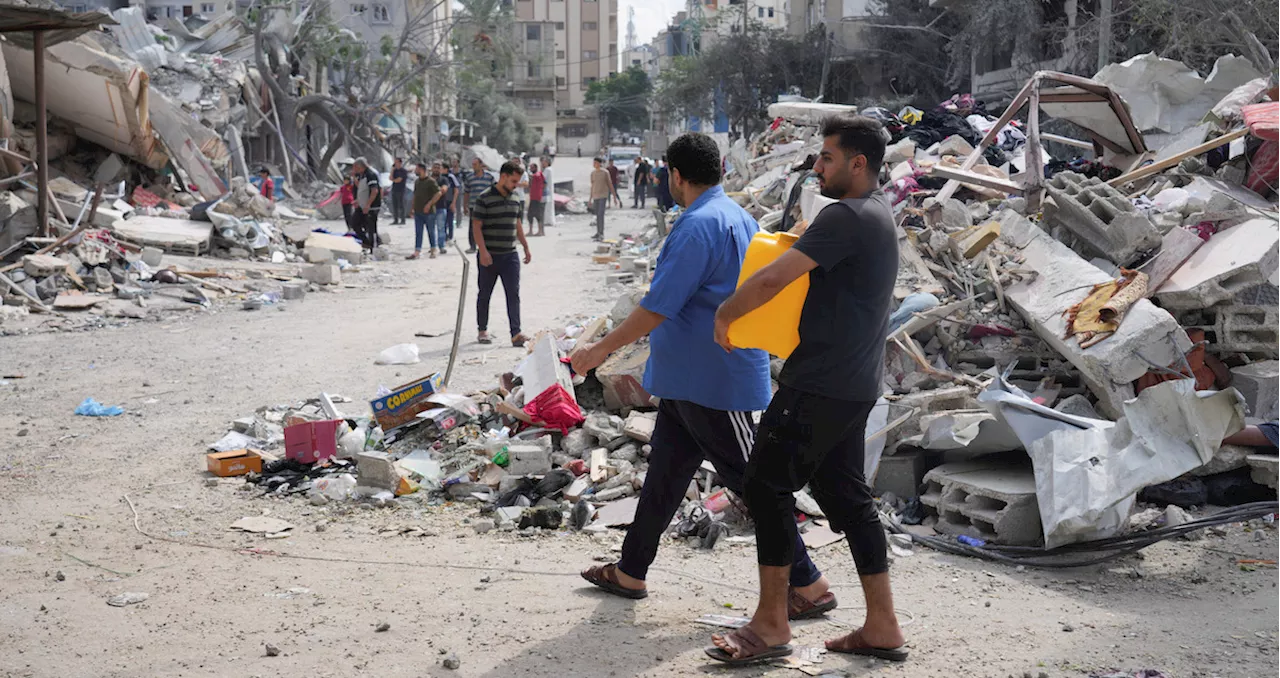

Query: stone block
140;247;164;267
506;443;552;475
560;429;597;458
282;282;308;301
1043;171;1162;265
610;288;646;324
1053;394;1101;420
356;451;401;491
920;457;1043;546
303;246;334;263
623;410;656;443
997;209;1190;418
596;342;653;410
1172;304;1278;359
303;263;341;285
91;267;114;291
1190;444;1253;476
1246;454;1278;489
1155;218;1279;309
523;333;575;402
22;254;66;278
1230;360;1279;419
874;448;937;499
884;138;916;165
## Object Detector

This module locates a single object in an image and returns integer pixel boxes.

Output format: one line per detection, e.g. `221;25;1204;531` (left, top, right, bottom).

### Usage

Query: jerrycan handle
777;231;801;246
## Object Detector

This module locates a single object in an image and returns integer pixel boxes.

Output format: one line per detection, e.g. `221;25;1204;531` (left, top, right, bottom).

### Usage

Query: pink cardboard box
284;419;341;464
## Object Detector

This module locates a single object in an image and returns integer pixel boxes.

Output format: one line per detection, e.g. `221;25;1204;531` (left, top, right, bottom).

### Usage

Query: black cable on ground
886;501;1278;569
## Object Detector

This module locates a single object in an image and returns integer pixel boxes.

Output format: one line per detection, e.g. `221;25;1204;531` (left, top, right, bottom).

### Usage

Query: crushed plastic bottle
956;535;987;547
484;427;512;467
312;473;356;501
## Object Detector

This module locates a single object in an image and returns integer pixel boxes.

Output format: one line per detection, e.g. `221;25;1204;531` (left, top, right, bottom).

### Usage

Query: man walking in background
390;157;408;225
707;114;905;665
526;162;546;237
573;132;835;620
632;157;652;209
408;162;441;260
590;157;611;241
655;155;673;212
541;156;557;231
444;159;464;248
471;160;532;347
463;157;496;254
607;159;623;208
352;157;382;252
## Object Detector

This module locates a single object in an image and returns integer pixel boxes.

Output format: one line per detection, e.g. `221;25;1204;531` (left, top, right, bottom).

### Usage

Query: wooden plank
1108;128;1249;187
1143;227;1205;295
1025;86;1044;212
929;165;1022;194
936;79;1034;202
1042;133;1094;150
1039;92;1109;103
569;316;609;361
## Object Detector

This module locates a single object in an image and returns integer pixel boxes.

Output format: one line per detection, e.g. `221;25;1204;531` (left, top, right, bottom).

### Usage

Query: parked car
609;146;642;186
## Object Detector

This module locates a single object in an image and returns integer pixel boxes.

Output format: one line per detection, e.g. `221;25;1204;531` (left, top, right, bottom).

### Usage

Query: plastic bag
312;473;356;500
75;397;124;417
375;343;420;365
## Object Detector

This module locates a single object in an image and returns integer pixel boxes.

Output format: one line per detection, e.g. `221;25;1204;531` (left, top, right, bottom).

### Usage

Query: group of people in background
588;154;673;240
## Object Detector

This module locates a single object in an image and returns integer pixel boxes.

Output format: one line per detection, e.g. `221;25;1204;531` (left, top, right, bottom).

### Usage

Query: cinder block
140;247;164;267
303;263;341;285
1230;360;1279;419
1044;171;1161;265
874;448;940;499
1246;454;1278;489
1173;304;1279;359
886;386;974;448
1155;217;1278;310
596;342;653;410
506;443;552;475
282;282;308;301
303;246;334;263
920;457;1042;546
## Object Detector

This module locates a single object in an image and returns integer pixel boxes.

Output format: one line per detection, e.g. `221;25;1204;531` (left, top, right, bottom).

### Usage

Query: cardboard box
207;449;263;477
284;419;341;464
369;373;444;433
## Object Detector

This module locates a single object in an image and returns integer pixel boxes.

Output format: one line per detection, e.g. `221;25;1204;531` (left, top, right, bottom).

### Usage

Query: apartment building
704;0;788;41
514;0;619;154
511;21;559;147
138;0;234;21
621;43;658;81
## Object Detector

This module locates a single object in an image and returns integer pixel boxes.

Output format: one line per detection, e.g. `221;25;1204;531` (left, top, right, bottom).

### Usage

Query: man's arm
516;215;531;264
471;207;491;265
714;249;818;351
571;307;665;374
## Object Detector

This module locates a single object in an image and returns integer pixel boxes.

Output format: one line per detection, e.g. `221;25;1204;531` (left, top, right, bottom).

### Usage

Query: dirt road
1;163;1276;677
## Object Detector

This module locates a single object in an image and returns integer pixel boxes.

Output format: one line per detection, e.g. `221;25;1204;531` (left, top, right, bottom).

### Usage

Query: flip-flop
581;563;648;600
825;628;909;662
477;335;493;345
788;589;838;620
704;626;793;665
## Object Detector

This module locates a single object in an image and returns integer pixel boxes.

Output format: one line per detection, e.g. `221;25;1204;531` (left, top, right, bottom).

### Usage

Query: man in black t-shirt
707;114;906;665
631;157;652;209
352;157;382;252
390;158;408;225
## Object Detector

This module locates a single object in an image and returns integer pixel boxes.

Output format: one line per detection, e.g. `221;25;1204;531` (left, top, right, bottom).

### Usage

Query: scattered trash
375;343;421;365
74;398;124;417
229;517;295;535
106;592;149;607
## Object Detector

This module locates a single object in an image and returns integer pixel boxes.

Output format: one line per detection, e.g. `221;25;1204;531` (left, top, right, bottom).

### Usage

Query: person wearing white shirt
541;156;556;229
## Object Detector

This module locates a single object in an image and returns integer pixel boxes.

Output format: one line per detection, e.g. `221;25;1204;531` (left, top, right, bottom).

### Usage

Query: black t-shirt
391;167;408;190
634;162;651;184
362;168;383;209
779;189;898;402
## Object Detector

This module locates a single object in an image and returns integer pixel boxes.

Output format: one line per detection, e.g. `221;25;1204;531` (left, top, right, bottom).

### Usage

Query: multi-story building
513;0;619;154
704;0;788;41
511;21;559;148
621;43;658;80
138;0;234;21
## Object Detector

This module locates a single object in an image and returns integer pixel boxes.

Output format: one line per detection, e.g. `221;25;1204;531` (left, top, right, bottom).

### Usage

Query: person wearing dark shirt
408;163;442;260
607;160;622;208
257;168;275;207
444;161;464;247
352;157;382;252
390;158;408;225
632;158;652;209
655;156;673;212
463;158;496;254
526;163;546;237
471;160;532;347
709;114;906;665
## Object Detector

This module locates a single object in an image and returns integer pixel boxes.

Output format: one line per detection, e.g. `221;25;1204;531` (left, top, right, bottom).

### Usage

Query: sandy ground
1;158;1277;678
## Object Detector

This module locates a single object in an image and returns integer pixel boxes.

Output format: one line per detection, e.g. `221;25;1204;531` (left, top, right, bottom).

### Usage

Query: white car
609;146;642;187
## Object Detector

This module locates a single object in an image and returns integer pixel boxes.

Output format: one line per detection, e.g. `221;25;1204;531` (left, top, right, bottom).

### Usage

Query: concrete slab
522;333;576;402
1155;218;1279;309
1230;360;1279;419
1043;171;1161;265
110;216;213;253
997;209;1190;418
1246;454;1278;489
596;342;652;411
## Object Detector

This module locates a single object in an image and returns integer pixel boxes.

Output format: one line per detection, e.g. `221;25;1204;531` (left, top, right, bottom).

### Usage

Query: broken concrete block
1043;171;1162;266
874;448;934;499
886;386;974;446
884;138;916;165
303;263;341;285
140;247;164;267
35;275;60;302
596;342;653;411
1230;360;1279;419
523;333;576;402
1053;394;1101;420
282;282;308;301
610;444;640;464
951;221;1001;258
1172;304;1279;359
929;197;972;231
1190;444;1253;476
610;288;646;325
1155;217;1278;310
997;209;1190;418
356;451;401;491
283;222;314;244
563;477;591;502
583;413;625;444
889;161;915;183
560;429;597;458
22;254;66;278
938;135;975;158
920;457;1042;546
303;246;334;263
1246;454;1278;489
506;443;552;475
622;411;656;443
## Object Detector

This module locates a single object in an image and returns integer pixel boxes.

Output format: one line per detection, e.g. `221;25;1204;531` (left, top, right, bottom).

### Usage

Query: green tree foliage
585;66;653;133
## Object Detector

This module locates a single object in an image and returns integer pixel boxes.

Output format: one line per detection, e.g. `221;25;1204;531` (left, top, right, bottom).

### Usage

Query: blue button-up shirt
640;185;772;412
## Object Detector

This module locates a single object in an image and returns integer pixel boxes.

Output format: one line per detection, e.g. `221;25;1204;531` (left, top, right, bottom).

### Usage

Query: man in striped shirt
462;158;496;254
471;160;531;346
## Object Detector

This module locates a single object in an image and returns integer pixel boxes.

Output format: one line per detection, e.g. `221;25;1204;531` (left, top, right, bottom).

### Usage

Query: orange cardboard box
207;449;264;477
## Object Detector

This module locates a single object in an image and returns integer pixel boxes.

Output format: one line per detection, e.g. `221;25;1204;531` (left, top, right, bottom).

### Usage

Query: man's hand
479;250;493;267
571;341;609;375
523;245;532;265
713;312;734;353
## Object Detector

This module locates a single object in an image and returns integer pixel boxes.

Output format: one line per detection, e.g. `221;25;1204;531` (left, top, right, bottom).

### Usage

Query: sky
620;0;688;50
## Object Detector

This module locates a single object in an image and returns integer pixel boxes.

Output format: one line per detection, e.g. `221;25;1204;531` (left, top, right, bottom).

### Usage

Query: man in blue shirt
571;133;835;620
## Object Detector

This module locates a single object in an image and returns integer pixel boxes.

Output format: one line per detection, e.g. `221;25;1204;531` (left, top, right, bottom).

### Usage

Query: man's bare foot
712;621;791;659
826;622;904;653
793;575;830;603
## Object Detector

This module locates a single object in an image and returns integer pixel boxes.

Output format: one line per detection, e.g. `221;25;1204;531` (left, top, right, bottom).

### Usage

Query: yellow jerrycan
726;231;809;358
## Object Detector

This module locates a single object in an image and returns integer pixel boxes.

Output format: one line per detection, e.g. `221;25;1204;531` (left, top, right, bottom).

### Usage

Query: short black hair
499;160;523;176
258;168;270;175
820;114;888;174
666;133;721;186
415;163;427;171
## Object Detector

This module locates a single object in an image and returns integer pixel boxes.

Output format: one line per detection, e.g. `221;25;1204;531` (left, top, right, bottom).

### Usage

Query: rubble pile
719;56;1277;549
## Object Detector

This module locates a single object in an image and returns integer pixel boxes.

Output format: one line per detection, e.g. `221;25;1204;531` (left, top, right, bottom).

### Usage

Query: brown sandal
788;588;838;620
825;628;909;662
704;626;793;665
581;563;648;599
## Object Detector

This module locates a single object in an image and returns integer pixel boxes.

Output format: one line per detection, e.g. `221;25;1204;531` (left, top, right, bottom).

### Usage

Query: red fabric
339;183;355;205
261;179;275;200
1243;102;1279;141
1246;139;1278;196
529;172;545;201
131;186;162;208
522;384;584;435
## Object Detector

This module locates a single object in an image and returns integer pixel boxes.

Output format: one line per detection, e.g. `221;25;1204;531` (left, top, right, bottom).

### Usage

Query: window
768;7;775;17
757;7;764;17
583;21;597;31
631;59;640;66
527;62;541;78
582;50;597;59
350;2;366;14
526;24;541;40
555;21;564;29
371;2;390;23
561;124;588;137
556;50;565;59
556;76;566;87
69;4;87;11
582;76;598;89
200;2;214;11
526;97;544;109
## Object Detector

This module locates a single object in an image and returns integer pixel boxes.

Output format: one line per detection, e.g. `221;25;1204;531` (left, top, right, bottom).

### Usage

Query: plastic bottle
726;231;810;358
485;427;512;467
312;473;356;501
956;535;987;547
